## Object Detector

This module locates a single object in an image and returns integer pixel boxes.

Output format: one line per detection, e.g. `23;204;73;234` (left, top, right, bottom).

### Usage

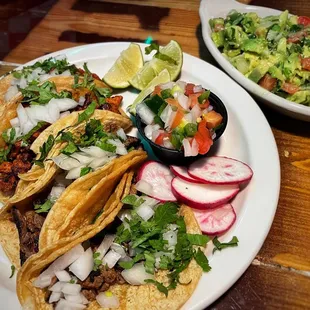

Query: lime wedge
129;40;183;91
129;69;171;114
103;43;144;88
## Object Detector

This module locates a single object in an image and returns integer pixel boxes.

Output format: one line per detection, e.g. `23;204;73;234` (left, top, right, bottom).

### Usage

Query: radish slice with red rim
171;177;239;209
170;165;202;183
137;161;177;202
193;203;236;235
189;156;253;185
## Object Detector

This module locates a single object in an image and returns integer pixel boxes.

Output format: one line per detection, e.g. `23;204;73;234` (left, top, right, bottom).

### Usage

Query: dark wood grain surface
0;0;310;309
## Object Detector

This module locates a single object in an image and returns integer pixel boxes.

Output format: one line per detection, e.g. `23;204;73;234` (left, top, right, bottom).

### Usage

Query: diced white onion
190;104;202;120
55;270;71;282
61;283;82;295
110;243;127;258
191;138;199;156
9;117;20;128
118;210;132;222
78;96;85;106
176;80;186;92
177;93;189;110
33;275;53;289
183;112;193;123
121;263;154;285
139;196;159;209
193;85;203;93
52;154;81;170
163;230;178;247
135;180;153;196
136;204;154;221
136;103;155;125
96;292;119;309
49;185;66;200
55;298;86;310
159;82;174;90
151;129;161;142
102;250;122;268
144;124;160;140
116;128;127;141
66;166;84;180
107;139;127;155
65;293;88;304
70;153;93;165
19;77;27;89
160;104;172;123
80;146;110;158
51;98;79;112
17;103;34;135
165;111;176;130
59;69;71;77
89;156;116;170
163;137;174;149
4;85;19;102
49;291;63;303
182;138;192;157
97;234;116;260
49;281;66;293
69;248;93;281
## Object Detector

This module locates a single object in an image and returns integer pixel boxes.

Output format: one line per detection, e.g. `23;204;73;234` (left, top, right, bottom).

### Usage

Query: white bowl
199;0;310;121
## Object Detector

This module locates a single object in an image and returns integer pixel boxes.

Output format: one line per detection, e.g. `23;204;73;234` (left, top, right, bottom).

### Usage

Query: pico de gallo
136;81;223;157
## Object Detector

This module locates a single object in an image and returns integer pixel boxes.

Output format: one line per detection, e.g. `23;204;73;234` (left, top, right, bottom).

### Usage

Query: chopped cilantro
9;265;15;278
154;202;179;228
34;134;55;167
34;199;54;213
77;101;96;124
212;236;239;253
80;166;92;177
93;252;102;271
2;128;16;144
187;234;210;246
144;252;156;274
145;279;168;297
61;141;78;155
0;147;11;164
58;131;74;143
194;248;211;272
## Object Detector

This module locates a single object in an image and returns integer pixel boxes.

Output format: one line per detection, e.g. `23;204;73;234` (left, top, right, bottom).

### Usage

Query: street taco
17;172;210;310
0;64;128;202
0;114;147;268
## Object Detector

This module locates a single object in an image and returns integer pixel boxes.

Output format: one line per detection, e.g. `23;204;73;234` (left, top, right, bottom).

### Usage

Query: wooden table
1;0;310;308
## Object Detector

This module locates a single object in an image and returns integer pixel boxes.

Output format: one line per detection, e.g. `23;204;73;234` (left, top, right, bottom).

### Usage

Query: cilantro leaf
144;253;155;274
80;167;92;177
118;253;144;269
194;248;211;272
93;251;102;271
154;202;179;228
77;101;96;124
121;194;138;206
2;128;16;144
34;199;54;214
187;234;210;246
20;121;48;143
34;134;55;166
145;279;168;297
61;141;78;155
9;265;15;279
212;236;239;254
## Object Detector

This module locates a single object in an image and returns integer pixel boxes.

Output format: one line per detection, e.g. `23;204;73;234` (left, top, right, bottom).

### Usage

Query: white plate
200;0;310;121
0;42;280;309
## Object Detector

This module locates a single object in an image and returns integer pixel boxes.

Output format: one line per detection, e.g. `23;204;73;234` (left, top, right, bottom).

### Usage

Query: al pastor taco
17;171;210;310
0;63;128;202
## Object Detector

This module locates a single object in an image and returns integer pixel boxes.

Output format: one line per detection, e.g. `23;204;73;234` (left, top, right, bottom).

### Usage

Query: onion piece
135;180;153;196
136;204;154;221
52;154;81;170
59;69;71;77
70;153;93;165
96;234;115;260
165;111;176;131
117;210;132;222
144;124;160;140
89;156;115;170
55;298;86;310
176;80;186;92
80;146;111;158
191;104;202;121
69;248;93;281
116;128;127;141
61;283;82;295
96;292;119;309
78;96;85;106
183;112;193;123
107;139;127;155
182;138;192;157
177;93;189;110
102;250;122;268
55;270;71;282
34;245;84;288
66;166;84;180
49;281;66;293
193;85;203;93
139;196;159;209
151;129;161;142
9;117;20;128
121;263;154;285
64;293;88;304
4;85;19;102
191;138;199;156
160;104;173;123
136;103;155;125
163;230;178;247
110;243;127;258
50;98;79;112
49;291;63;303
49;186;66;200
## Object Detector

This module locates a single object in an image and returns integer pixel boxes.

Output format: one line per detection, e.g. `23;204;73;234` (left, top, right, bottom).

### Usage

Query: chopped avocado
242;38;268;54
248;60;271;83
279;10;289;31
209;18;224;30
283;53;301;78
241;12;259;34
211;31;225;48
288;15;298;26
287;90;310;105
277;37;287;54
303;46;310;57
225;48;241;57
268;66;285;81
225;10;244;25
255;27;268;38
231;55;250;74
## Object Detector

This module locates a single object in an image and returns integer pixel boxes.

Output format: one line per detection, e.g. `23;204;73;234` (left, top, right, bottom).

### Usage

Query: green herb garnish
34;134;55;167
198;90;211;104
187;234;210;246
93;252;102;271
34;199;54;213
212;236;239;254
80;166;92;177
77;101;96;124
9;265;15;278
145;279;168;297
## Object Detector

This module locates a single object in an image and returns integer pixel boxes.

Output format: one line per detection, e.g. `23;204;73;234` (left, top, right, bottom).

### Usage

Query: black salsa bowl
136;91;228;166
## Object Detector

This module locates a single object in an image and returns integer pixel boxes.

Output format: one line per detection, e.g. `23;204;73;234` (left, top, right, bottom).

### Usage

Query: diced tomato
298;16;310;26
199;99;210;109
170;110;185;130
204;111;223;129
301;57;310;71
194;119;213;155
259;74;277;91
152;85;162;96
155;132;170;145
281;82;300;94
188;92;203;108
185;83;195;96
165;98;185;111
214;24;225;32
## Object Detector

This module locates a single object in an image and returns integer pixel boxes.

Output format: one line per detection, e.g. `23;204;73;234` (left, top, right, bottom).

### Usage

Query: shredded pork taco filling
33;183;210;308
0;63;123;195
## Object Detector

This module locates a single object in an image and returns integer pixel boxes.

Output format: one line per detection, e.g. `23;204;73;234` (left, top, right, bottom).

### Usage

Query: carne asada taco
17;172;210;310
0;64;127;202
0;111;146;268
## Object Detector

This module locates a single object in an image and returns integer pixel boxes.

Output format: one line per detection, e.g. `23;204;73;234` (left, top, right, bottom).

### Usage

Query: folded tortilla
17;172;203;310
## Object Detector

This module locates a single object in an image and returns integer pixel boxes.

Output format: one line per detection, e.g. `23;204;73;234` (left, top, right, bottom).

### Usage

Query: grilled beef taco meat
0;116;146;268
0;64;128;202
17;172;209;310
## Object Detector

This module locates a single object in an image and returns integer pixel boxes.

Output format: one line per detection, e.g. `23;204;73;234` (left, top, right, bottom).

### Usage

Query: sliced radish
193;203;236;235
137;161;177;202
188;156;253;185
170;166;202;183
171;177;239;209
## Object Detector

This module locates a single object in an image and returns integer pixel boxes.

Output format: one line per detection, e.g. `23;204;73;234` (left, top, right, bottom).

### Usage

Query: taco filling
0;64;123;196
50;119;141;180
33;184;210;309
